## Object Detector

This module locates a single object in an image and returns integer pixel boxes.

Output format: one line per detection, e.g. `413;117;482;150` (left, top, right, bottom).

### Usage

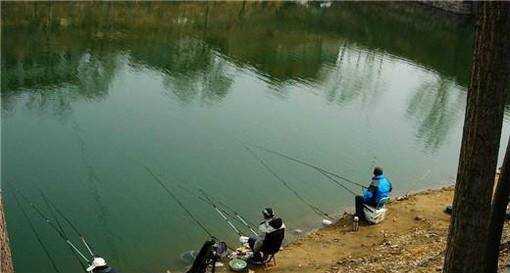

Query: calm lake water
2;2;510;273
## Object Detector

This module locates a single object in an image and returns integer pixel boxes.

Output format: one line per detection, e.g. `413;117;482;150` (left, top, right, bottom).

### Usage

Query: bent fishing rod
175;184;250;237
243;145;333;220
8;185;90;269
247;144;367;189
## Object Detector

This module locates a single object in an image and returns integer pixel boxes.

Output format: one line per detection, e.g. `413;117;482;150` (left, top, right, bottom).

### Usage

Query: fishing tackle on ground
229;258;248;272
243;145;333;221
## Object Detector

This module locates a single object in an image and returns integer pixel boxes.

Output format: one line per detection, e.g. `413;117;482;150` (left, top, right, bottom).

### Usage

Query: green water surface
2;2;508;273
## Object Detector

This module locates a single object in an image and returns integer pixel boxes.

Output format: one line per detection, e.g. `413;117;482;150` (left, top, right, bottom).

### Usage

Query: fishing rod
35;188;89;271
141;165;239;252
243;145;333;220
11;190;62;273
39;189;67;243
175;184;247;237
176;184;258;236
317;169;358;196
195;187;258;236
197;188;259;236
10;186;91;264
149;169;257;237
247;144;367;189
38;188;95;257
141;164;215;238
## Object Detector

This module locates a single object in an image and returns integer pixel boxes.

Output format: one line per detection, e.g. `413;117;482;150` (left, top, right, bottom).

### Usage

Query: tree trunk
487;138;510;272
0;195;14;273
443;2;510;273
485;3;510;271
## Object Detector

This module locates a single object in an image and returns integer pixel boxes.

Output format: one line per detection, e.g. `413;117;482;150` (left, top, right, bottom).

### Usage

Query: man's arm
253;222;270;252
386;178;393;192
363;188;373;201
253;233;265;252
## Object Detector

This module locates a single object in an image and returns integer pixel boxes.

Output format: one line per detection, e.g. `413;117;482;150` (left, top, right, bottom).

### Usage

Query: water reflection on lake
2;2;507;273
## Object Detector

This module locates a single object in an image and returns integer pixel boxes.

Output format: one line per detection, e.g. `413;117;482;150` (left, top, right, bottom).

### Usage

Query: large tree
488;137;510;272
0;195;14;273
444;2;510;273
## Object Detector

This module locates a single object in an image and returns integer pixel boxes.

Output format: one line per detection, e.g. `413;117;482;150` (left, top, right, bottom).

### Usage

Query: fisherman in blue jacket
355;166;392;221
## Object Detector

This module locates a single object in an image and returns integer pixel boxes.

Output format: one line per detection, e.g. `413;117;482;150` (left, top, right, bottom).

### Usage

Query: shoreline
239;185;510;273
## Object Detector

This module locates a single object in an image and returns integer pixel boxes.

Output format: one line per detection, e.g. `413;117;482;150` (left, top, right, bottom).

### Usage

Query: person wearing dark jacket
86;257;120;273
186;238;217;273
248;208;285;264
355;166;392;221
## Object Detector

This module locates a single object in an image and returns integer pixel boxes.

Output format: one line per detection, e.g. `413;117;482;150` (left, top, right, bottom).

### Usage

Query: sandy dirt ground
241;187;510;273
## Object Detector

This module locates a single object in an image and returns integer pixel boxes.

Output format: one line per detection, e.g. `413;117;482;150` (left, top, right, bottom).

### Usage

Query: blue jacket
363;175;392;205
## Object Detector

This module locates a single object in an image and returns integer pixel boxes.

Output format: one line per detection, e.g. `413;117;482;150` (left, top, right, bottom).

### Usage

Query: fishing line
11;190;62;273
247;144;367;189
143;167;256;237
141;165;239;252
177;184;258;236
9;185;90;264
175;184;246;237
317;169;358;196
196;188;257;236
39;188;68;241
70;119;121;255
37;188;89;270
196;188;258;235
243;145;333;220
141;164;214;238
39;188;95;257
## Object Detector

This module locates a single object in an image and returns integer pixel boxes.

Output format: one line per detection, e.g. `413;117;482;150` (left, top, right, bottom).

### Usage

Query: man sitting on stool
248;208;285;265
355;166;392;221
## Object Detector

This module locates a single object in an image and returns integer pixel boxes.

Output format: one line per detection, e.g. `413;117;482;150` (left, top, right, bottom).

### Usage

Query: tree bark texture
443;2;510;273
1;195;14;273
488;138;510;272
485;2;510;272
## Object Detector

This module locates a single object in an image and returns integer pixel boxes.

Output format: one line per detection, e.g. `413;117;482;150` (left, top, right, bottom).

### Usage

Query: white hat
239;236;249;244
86;257;107;272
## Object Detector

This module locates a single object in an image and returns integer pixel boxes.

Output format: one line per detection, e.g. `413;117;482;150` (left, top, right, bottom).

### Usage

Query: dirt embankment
253;187;510;273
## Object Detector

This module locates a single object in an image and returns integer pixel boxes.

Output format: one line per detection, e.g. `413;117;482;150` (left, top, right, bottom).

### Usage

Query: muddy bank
247;187;510;273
